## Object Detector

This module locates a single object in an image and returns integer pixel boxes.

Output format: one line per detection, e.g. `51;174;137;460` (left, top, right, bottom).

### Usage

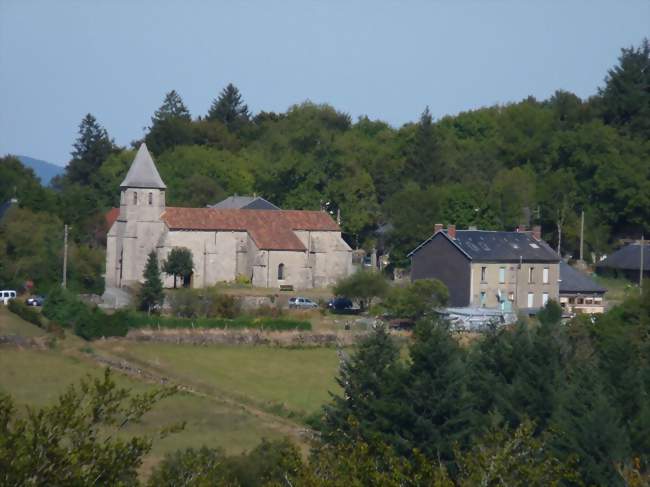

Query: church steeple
120;143;166;189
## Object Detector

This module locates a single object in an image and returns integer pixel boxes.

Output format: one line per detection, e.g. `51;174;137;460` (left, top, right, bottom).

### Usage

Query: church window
148;192;153;205
133;192;138;205
278;263;285;280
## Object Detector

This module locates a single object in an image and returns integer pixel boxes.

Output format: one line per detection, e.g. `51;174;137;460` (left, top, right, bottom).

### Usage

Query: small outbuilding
596;242;650;281
559;261;607;315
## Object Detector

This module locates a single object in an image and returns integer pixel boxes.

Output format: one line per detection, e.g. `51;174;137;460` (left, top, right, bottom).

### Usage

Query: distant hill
17;156;66;186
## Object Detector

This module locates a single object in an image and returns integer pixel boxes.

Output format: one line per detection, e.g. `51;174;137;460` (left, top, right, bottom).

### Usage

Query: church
105;144;353;290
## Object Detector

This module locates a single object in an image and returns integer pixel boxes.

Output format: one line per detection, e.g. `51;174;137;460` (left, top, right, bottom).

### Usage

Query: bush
127;313;311;331
167;288;200;318
74;309;131;340
42;286;89;327
167;287;241;319
8;299;44;328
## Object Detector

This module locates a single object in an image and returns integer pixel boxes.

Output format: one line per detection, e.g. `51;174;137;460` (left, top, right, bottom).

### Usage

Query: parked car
288;296;318;309
327;297;361;314
26;295;45;307
0;290;17;305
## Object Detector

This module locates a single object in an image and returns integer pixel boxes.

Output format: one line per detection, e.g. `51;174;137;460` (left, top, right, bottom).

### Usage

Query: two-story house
408;224;560;310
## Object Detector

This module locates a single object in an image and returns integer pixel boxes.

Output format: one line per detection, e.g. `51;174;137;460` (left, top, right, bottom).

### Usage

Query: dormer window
133;192;138;205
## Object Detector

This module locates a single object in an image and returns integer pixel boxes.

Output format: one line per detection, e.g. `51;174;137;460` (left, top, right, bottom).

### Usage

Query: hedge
8;300;44;328
126;313;311;331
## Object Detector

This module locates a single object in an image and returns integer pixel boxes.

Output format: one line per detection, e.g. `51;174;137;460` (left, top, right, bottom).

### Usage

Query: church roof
208;195;280;210
120;143;166;189
162;207;339;251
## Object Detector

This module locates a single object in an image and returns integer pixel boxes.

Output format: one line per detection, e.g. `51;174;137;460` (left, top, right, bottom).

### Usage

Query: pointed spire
120;143;166;189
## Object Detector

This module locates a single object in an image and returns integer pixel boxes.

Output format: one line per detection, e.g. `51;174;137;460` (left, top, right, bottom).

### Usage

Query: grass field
0;305;46;337
93;341;341;420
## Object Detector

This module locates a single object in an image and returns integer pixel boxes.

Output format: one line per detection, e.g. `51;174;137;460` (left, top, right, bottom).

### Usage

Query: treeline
1;40;649;291
2;290;649;485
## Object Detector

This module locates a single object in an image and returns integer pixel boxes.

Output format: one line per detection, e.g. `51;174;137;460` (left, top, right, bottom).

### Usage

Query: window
528;266;534;283
543;267;549;284
527;292;534;307
542;292;549;306
499;266;506;284
481;266;487;282
277;263;285;280
480;291;486;306
148;192;153;205
133;192;138;205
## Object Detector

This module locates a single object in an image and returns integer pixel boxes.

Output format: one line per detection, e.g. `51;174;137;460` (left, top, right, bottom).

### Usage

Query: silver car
288;296;318;309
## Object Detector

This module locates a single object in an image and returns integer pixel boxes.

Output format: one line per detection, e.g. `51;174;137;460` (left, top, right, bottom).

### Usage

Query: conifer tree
66;114;116;185
206;83;250;130
139;251;164;312
151;90;191;123
320;325;403;446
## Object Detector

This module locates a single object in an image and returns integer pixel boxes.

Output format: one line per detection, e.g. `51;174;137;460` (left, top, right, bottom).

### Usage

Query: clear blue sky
1;0;648;166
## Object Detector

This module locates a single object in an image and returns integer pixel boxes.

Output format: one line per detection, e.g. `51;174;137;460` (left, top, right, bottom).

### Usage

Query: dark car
328;297;360;314
26;295;45;306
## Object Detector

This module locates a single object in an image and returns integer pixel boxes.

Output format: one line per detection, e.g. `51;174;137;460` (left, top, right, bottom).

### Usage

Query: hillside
17;155;65;186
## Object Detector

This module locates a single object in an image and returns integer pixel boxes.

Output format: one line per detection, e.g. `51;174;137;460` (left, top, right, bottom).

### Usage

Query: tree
66;113;116;185
0;369;176;486
139;251;164;312
206;83;250;131
162;247;194;289
539;169;578;256
151;90;191;123
147;446;238;487
382;279;449;321
404;107;445;186
332;269;389;309
599;38;650;138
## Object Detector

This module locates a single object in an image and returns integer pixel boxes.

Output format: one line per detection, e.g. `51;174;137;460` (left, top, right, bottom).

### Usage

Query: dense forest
0;39;648;292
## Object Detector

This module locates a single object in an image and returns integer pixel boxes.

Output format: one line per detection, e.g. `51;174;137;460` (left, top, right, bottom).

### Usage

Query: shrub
74;309;131;340
234;274;252;286
167;288;200;318
127;313;311;331
42;286;89;327
8;299;44;328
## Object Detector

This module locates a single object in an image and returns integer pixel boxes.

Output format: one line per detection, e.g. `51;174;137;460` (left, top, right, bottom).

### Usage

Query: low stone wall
125;328;370;347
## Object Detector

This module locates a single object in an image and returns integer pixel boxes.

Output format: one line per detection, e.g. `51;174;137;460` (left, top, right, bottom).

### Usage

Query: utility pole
62;224;68;288
579;210;585;262
641;233;645;295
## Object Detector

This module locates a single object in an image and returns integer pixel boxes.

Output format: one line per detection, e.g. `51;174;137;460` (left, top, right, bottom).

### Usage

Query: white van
1;290;17;305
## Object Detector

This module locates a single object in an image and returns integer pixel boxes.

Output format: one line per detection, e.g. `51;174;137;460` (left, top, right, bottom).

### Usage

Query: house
559;261;607;314
105;144;353;290
408;224;560;310
208;195;280;210
596;242;650;281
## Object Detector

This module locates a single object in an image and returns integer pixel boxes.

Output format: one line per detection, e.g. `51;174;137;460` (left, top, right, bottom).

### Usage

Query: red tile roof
105;207;340;251
162;207;339;251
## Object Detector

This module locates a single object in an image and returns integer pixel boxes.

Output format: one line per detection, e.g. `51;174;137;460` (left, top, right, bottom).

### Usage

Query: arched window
277;263;285;280
133;191;138;205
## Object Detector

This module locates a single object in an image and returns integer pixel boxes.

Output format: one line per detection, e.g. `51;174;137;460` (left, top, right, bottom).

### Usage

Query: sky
0;0;648;166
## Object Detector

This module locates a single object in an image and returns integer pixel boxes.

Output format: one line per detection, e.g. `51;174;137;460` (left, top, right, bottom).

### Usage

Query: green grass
592;275;638;304
95;342;341;419
0;347;294;475
0;305;46;337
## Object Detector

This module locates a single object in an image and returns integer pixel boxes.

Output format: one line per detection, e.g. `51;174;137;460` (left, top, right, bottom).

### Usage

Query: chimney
434;223;443;234
447;224;456;239
532;225;541;240
516;224;527;233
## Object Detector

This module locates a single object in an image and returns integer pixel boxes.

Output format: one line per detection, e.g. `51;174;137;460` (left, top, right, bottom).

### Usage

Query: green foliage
42;285;89;326
537;299;563;325
65;113;117;186
125;313;311;331
7;299;44;328
162;247;194;288
147;446;238;487
74;309;131;340
332;270;389;309
139;251;164;312
207;83;250;131
382;279;449;320
0;369;176;486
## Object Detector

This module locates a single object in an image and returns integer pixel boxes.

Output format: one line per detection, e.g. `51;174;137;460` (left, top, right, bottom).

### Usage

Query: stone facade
106;144;353;290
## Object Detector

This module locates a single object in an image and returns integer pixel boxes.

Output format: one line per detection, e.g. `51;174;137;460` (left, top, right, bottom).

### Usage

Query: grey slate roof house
208;196;280;210
409;224;560;310
596;243;650;280
559;261;607;314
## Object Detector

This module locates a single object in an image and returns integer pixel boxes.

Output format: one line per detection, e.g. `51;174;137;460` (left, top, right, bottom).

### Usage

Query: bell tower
106;143;167;289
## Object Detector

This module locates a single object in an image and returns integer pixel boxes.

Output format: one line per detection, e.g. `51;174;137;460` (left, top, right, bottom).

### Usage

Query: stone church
105;144;353;290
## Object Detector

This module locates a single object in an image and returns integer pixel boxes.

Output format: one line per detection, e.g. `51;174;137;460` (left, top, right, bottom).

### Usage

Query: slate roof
409;230;559;263
120;143;166;189
559;261;607;294
208;196;280;210
162;207;340;251
596;243;650;271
